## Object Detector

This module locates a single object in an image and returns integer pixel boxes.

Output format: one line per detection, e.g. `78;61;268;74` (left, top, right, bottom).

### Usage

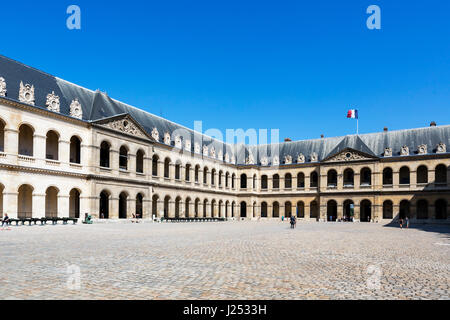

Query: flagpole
357;119;359;135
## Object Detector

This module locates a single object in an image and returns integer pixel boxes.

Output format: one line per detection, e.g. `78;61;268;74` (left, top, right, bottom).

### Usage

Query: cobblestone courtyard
0;221;449;300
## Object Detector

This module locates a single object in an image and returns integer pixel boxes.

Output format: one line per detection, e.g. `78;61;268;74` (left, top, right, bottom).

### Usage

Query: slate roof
1;54;449;165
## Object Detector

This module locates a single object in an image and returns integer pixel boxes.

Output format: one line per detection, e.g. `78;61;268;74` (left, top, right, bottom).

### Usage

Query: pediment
94;114;152;140
323;148;377;163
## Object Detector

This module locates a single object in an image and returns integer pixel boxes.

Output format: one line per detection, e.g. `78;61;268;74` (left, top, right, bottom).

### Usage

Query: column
32;193;45;219
3;191;18;219
169;200;175;218
143;198;151;219
337;203;343;220
4;128;18;162
58;194;70;218
110;196;119;219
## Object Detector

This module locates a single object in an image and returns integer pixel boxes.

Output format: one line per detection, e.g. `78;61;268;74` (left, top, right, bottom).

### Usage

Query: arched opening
152;195;159;218
164;158;171;178
69;189;81;218
383;168;393;185
225;172;229;187
417;199;428;219
0;184;3;218
327;170;337;188
310;172;318;188
297;172;305;188
219;201;223;217
185;198;191;217
0;120;4;152
119;146;128;170
261;175;268;190
99;190;110;219
211;200;216;217
119;192;128;219
46;130;59;160
18;124;34;156
417;165;428;184
195;198;200;218
231;201;235;217
253;175;257;189
203;199;208;218
343;169;354;187
435;199;447;220
219;171;223;186
343;200;354;221
70;136;81;164
399;200;410;220
152;155;159;176
399;166;410;185
45;187;59;218
261;202;268;218
195;165;200;183
232;174;236;189
175;197;181;218
203;167;209;184
360;200;372;222
285;173;292;189
360;168;372;186
175;162;181;180
285;201;292;218
186;164;191;181
327;200;337;222
136;150;144;173
18;184;33;219
240;174;247;189
100;141;110;168
164;196;171;218
272;202;279;218
272;174;280;189
435;164;447;184
136;193;143;219
211;169;216;186
382;200;393;219
310;201;319;219
225;201;229;218
296;201;305;218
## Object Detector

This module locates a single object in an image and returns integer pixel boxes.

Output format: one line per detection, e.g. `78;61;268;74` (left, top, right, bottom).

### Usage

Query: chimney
320;134;324;139
284;138;292;142
383;127;388;132
430;121;437;127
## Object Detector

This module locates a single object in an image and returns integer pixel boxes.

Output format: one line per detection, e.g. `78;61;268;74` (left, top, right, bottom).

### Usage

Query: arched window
231;201;235;217
18;124;34;156
417;165;428;184
195;198;200;217
45;130;59;160
240;202;247;218
272;202;280;218
435;199;447;220
195;165;200;182
285;173;292;189
152;155;159;176
69;189;81;218
273;174;280;189
435;164;447;184
225;172;229;187
383;200;393;219
203;199;208;218
297;201;305;218
136;193;143;219
327;170;337;187
211;169;216;186
186;164;191;181
100;141;110;168
119;146;128;170
18;184;33;219
297;172;305;188
119;192;128;219
45;187;59;218
0;119;4;152
219;171;223;186
261;175;268;190
185;198;191;217
417;199;428;219
343;168;354;187
383;168;393;185
70;136;81;164
261;202;268;218
164;196;171;218
253;174;257;189
285;201;292;218
310;171;318;188
232;174;236;189
240;174;247;189
175;162;181;180
400;166;410;185
136;150;144;173
360;168;372;186
100;190;110;219
175;197;182;218
203;167;209;184
164;158;171;178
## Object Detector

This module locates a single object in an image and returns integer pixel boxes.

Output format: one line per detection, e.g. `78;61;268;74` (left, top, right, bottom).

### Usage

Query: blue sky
1;0;449;142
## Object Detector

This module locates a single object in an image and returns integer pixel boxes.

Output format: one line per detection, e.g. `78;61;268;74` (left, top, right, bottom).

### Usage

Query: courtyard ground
0;220;449;300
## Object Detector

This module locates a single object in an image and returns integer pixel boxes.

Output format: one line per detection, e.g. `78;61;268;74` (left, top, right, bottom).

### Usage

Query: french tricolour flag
347;109;358;119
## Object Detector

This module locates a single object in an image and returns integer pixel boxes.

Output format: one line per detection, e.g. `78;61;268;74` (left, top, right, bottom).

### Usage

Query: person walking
1;213;11;229
399;218;403;229
405;216;410;228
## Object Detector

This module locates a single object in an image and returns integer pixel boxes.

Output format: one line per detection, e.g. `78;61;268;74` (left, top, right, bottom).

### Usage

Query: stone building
0;55;449;223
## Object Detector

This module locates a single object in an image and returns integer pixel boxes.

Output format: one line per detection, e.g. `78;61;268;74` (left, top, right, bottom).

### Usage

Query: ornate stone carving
104;118;147;139
175;136;182;149
185;140;191;151
225;153;230;163
436;142;446;153
210;147;216;158
194;142;200;154
246;153;255;165
272;156;279;166
203;145;209;156
384;147;392;157
297;153;305;164
218;150;223;161
0;77;6;97
327;151;368;162
69;99;83;119
19;81;35;105
418;144;427;155
46;91;60;113
151;127;159;141
310;152;318;162
284;155;292;165
164;132;171;145
260;156;269;166
400;145;409;156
